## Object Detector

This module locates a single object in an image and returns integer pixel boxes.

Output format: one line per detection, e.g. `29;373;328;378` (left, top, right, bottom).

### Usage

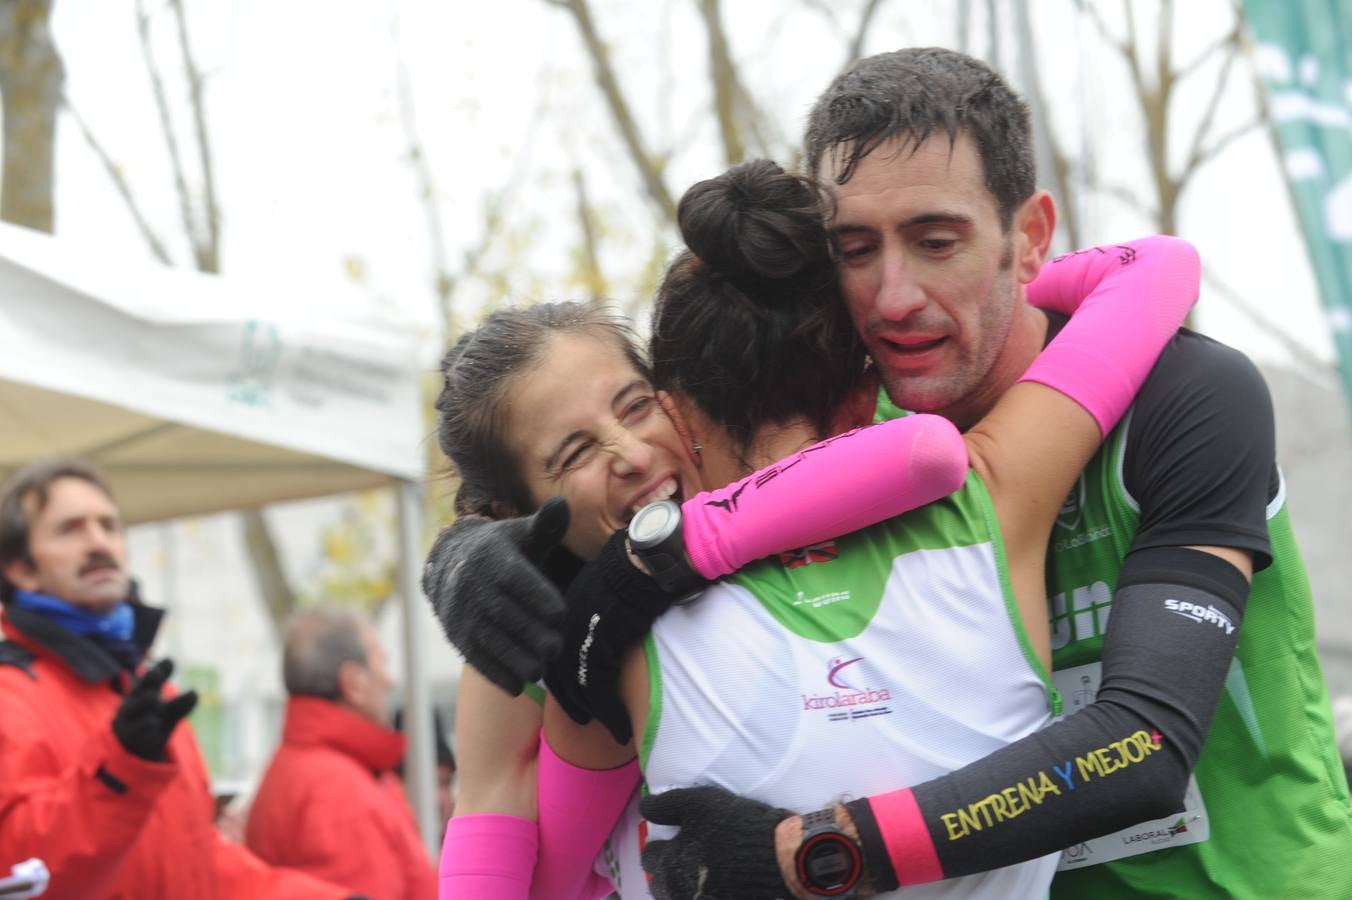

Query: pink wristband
868;788;945;886
682;413;967;580
439;813;537;900
531;731;640;900
1020;236;1200;437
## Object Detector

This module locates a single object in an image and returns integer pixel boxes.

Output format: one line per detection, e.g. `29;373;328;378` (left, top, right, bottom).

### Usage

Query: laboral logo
802;655;892;722
778;540;839;570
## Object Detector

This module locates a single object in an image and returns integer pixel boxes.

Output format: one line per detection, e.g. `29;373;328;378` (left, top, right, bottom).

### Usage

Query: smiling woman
502;331;696;561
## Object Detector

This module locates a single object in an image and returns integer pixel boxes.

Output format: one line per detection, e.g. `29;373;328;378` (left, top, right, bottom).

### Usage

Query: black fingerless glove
544;528;680;744
422;497;571;694
112;659;199;762
640;785;794;900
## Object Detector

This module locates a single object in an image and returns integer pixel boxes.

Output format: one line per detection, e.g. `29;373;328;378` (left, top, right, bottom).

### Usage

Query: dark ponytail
650;159;866;455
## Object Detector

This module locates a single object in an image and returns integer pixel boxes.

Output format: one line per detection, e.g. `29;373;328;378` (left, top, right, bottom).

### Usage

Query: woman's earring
691;440;703;463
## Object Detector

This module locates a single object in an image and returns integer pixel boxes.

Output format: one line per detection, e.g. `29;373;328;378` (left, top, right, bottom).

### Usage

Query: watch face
804;841;851;886
798;832;861;894
629;499;677;545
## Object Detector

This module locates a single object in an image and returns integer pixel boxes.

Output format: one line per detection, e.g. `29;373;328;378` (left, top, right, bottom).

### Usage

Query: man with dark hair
246;606;436;900
639;47;1352;899
0;459;346;899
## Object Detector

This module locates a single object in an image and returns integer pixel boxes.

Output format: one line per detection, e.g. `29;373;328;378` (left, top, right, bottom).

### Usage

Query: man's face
3;478;129;612
825;134;1022;422
344;623;395;726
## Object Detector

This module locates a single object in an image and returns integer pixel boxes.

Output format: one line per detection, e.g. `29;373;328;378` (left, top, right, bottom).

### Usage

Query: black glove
544;528;682;744
112;658;199;761
422;497;572;694
641;785;794;900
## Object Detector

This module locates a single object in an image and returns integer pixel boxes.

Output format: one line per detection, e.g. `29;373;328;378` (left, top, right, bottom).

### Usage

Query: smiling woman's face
502;331;701;561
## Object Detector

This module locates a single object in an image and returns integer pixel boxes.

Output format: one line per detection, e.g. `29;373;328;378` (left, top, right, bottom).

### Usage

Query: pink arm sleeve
1020;236;1201;437
530;731;641;900
438;814;537;900
682;413;968;580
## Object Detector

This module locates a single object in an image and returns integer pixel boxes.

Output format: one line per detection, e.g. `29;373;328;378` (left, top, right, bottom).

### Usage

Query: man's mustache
79;553;122;576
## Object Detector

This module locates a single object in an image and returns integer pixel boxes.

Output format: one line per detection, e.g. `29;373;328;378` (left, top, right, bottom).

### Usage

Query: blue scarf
12;590;135;641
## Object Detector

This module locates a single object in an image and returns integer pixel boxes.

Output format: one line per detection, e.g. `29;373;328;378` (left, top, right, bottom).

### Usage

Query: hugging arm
829;337;1270;892
641;236;1217;898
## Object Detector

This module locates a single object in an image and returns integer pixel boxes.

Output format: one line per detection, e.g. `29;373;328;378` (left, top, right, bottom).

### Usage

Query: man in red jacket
0;458;348;899
246;605;437;899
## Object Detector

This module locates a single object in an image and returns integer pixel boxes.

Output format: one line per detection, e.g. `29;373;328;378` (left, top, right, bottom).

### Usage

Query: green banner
1246;0;1352;420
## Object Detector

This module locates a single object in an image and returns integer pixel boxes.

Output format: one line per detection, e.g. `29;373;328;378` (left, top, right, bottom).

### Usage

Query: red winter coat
246;696;438;900
0;605;348;900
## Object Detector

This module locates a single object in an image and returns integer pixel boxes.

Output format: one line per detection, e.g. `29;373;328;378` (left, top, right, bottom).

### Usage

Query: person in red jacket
246;605;437;899
0;458;348;900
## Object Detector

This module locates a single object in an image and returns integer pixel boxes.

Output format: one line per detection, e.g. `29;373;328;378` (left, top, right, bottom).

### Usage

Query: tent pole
396;479;439;855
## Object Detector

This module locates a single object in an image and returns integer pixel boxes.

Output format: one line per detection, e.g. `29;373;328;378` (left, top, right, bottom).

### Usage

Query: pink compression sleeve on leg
531;730;641;900
439;813;537;900
1019;235;1200;437
682;413;967;581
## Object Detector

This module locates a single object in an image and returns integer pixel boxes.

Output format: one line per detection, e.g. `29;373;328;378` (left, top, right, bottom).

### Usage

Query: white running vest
600;474;1060;899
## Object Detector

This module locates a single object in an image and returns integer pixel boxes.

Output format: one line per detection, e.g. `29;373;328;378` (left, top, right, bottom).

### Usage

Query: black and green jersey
1046;414;1352;898
875;325;1352;898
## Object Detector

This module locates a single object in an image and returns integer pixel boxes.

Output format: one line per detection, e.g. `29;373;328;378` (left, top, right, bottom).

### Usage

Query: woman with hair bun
435;158;1200;899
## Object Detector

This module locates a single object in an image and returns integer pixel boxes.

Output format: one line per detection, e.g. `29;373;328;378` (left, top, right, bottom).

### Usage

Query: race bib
1052;662;1210;870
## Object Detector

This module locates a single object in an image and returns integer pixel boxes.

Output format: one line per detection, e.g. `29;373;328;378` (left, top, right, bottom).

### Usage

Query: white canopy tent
0;221;442;851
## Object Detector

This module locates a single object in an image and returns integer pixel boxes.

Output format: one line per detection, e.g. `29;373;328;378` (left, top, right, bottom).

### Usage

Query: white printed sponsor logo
1163;599;1235;634
791;590;850;609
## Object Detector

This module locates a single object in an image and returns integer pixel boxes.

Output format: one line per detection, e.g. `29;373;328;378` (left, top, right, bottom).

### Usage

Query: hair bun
677;159;829;300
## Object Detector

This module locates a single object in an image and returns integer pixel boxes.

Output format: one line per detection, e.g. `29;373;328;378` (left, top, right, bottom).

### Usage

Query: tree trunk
240;508;299;630
0;0;63;232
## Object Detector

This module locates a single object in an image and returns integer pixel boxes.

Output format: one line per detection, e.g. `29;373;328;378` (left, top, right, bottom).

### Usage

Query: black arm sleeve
849;549;1250;886
847;330;1280;887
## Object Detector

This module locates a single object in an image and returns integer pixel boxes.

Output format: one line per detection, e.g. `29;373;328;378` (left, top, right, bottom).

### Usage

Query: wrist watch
626;499;705;603
794;808;863;898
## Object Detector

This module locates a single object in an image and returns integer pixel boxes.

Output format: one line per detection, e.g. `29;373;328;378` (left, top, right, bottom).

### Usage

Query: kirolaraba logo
828;655;863;690
777;540;839;570
802;655;892;722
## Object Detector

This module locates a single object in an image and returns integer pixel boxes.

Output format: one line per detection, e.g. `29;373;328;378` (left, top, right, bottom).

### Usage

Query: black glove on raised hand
640;785;794;900
544;528;683;744
422;497;572;694
112;658;198;762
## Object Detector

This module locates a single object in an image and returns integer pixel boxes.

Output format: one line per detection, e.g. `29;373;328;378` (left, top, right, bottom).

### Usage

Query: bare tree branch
549;0;676;223
1091;179;1158;220
799;0;846;39
985;0;1001;71
696;0;745;166
168;0;219;272
63;97;174;265
1082;0;1128;57
843;0;886;71
392;28;454;334
1179;40;1241;184
0;0;63;232
572;168;605;303
1177;23;1240;83
1013;0;1080;248
241;508;298;631
1156;0;1173;105
1187;116;1263;177
134;0;202;266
